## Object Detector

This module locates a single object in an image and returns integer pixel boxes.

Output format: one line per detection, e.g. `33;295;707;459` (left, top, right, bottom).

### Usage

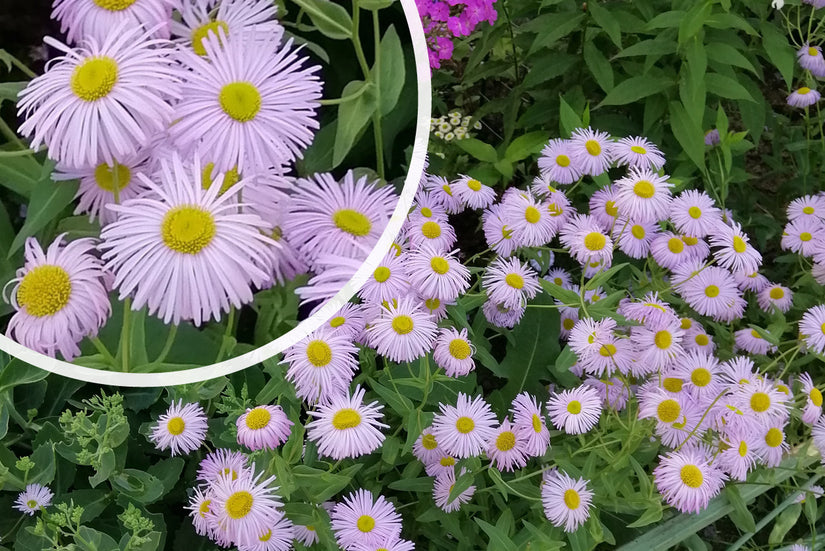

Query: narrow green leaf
597;76;673;107
475;518;518;551
290;0;353;39
528;13;586;54
668;101;705;171
705;43;757;74
359;0;393;9
504;132;548;163
678;0;711;45
9;177;78;257
373;25;405;116
615;38;677;59
455;138;498;163
588;2;621;48
558;95;583;136
760;21;795;88
584;40;614;93
705;73;755;102
332;80;377;167
726;485;756;533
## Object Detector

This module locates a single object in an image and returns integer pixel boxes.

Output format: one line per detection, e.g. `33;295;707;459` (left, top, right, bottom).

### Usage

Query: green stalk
371;9;385;179
151;324;178;367
120;298;131;372
89;336;117;369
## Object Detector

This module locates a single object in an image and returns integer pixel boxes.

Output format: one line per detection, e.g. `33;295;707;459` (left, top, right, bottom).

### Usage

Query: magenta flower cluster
415;0;498;68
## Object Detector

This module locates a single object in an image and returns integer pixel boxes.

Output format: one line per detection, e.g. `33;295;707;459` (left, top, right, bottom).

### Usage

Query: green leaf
559;95;583;136
290;0;353;39
359;0;393;9
9;176;78;257
768;503;801;545
494;159;514;180
373;25;405;116
332;80;377;167
528;13;586;54
539;278;580;305
504;132;548;163
705;43;757;74
705;73;755;102
0;359;48;392
369;380;413;416
448;470;474;502
645;10;686;30
475;518;518;551
725;485;756;533
0;155;42;198
760;21;795;88
0;81;25;103
615;38;677;58
455;138;498;163
588;2;621;48
597;76;673;107
109;469;165;504
668;101;705;171
74;527;119;551
678;0;711;45
584;41;614;93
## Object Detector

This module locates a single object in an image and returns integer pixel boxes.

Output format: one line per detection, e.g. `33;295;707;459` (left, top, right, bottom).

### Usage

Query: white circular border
0;0;432;387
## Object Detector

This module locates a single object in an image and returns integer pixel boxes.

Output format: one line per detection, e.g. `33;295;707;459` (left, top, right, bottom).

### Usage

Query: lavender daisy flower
366;297;437;363
434;468;476;512
432;327;476;377
482;203;519;256
331;489;402;550
799;372;823;424
672;350;722;400
283;328;359;404
538;139;583;184
788;194;825;221
4;235;110;361
283;171;397;269
788;86;821;108
13;484;53;516
541;471;593;532
452;175;497;209
325;303;366;339
781;218;822;257
612;135;666;170
670;190;722;239
482;256;541;310
618;292;678;329
546;268;573;289
353;537;416;551
546;188;577;227
547;386;602;435
487;419;529;472
583;377;629;411
731;379;789;422
813;416;825;458
197;449;250;483
638;386;686;427
631;320;684;370
589;185;620;228
717;430;759;481
100;154;274;326
359;252;412;305
568;317;617;360
171;30;320;173
754;423;789;467
653;448;727;514
800;304;825;354
704;129;721;146
406;246;470;302
237;405;293;451
424;175;464;214
306;386;387;460
209;466;283;547
18;25;179;169
614;167;673;222
413;427;445;464
798;44;825;76
570;127;614;176
559;214;613;265
616;218;659;259
187;486;216;537
149;400;209;456
52;0;172;44
410;191;449;226
482;299;526;328
757;284;793;313
510;392;550;457
432;392;498;458
404;215;458;251
650;232;693;269
239;512;295;551
679;266;742;320
171;0;284;56
294;524;320;547
501;191;557;247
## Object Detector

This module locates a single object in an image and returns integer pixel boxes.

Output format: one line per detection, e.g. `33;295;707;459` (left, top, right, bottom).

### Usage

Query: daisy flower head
404;213;458;251
798;43;825;76
366;297;437;363
452;174;497;209
616;217;659;259
413;426;445;464
424;175;464;214
799;304;825;354
570;127;614;176
419;295;454;322
482;203;519;256
306;386;387;460
323;305;363;341
781;217;822;257
4;235;110;361
424;453;459;478
171;30;321;173
187;486;216;537
814;261;825;285
546;267;573;289
583;377;630;411
799;372;823;424
787;194;825;221
813;416;825;459
434;467;477;512
482;256;541;310
613;135;666;170
547;385;602;435
352;537;416;551
681;235;710;261
754;422;789;467
358;251;412;306
704;129;721;146
410;190;448;225
584;333;634;377
588;185;620;228
541;471;594;532
240;512;295;551
631;320;684;370
669;190;722;238
568;317;617;360
618;292;678;329
673;350;722;400
482;299;526;329
510;392;550;457
732;378;789;422
717;428;759;481
330;489;402;550
653;447;727;514
100;153;274;326
236;405;293;451
679;266;742;320
149;400;208;456
757;284;793;313
680;319;714;353
171;0;283;56
431;392;498;458
13;484;53;516
432;327;476;377
538;138;583;185
559;214;614;265
546;188;577;227
501;191;557;247
650;232;694;270
51;0;173;45
294;524;320;547
17;25;179;169
733;270;770;293
638;386;687;427
487;419;529;472
788;86;821;107
406;246;470;302
614;167;673;222
208;466;283;548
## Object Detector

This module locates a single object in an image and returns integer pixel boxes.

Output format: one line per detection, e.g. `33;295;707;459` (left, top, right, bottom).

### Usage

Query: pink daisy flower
754;423;789;467
709;222;762;275
13;484;53;516
612;135;666;170
545;188;577;227
482;256;541;310
559;214;613;265
209;466;283;548
672;350;722;400
359;251;412;305
452;174;497;209
547;386;602;435
653;448;727;514
424;454;459;478
568;317;617;359
431;392;498;458
325;303;367;340
149;400;209;456
366;297;437;363
615;218;659;259
187;486;218;539
433;467;477;512
404;215;458;251
800;304;825;354
424;175;463;214
589;185;620;228
618;292;678;329
330;489;402;550
283;328;358;404
781;217;822;257
679;266;742;320
52;0;172;44
757;284;793;313
613;167;673;222
788;86;821;107
406;245;470;302
650;232;694;270
197;448;250;483
413;427;445;464
731;378;789;422
630;320;684;370
541;470;593;532
239;512;295;551
510;392;550;457
486;419;529;472
538;139;583;184
306;386;387;460
482;203;520;256
788;194;825;221
670;190;722;239
570;127;614;176
236;405;293;451
432;327;476;377
545;268;573;289
799;372;823;424
717;429;759;481
501;191;557;247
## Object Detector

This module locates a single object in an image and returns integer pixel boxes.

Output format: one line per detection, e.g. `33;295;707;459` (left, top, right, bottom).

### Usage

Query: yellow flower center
244;407;271;430
738;441;748;457
667;237;685;253
800;232;813;242
769;287;784;300
803;206;815;215
525;206;541;224
425;298;441;311
563;489;580;509
495;431;516;451
799;86;812;95
467;179;482;191
220;468;238;480
333;209;371;237
663;378;683;393
765;427;783;448
732;235;747;253
750;392;771;412
392;315;414;335
259;530;272;542
456;416;475;434
567;400;582;414
422;433;438;450
605;200;618;217
430;257;450;274
809;47;819;56
201;163;241;196
505;273;524;289
531;414;542;433
191;20;229;56
332;408;361;430
17;265;72;318
584;232;606;251
93;0;137;9
306;340;332;367
198;500;211;517
634;180;655;198
682;236;698;246
442;184;453;197
71;57;118;101
556;154;571;167
599;343;616;357
357;515;376;533
679;465;703;488
691;368;711;387
630;145;647;154
811;388;823;406
330;316;346;328
440;456;455;467
373;266;391;283
421;221;442;239
631;225;646;239
167;416;185;435
449;338;472;360
657;399;681;423
654;330;672;349
704;285;719;298
563;318;575;330
225;491;254;519
688;206;702;219
695;334;709;346
219;82;261;122
420;207;433;218
94;162;131;192
680;318;692;330
161;206;216;255
585;139;601;156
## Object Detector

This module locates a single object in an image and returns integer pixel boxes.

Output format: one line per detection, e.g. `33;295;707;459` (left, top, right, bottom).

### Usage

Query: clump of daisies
430;110;482;142
5;0;403;365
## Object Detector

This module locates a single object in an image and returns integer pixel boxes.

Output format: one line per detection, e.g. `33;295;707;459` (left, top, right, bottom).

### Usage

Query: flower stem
120;298;132;372
89;336;117;368
152;324;178;367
